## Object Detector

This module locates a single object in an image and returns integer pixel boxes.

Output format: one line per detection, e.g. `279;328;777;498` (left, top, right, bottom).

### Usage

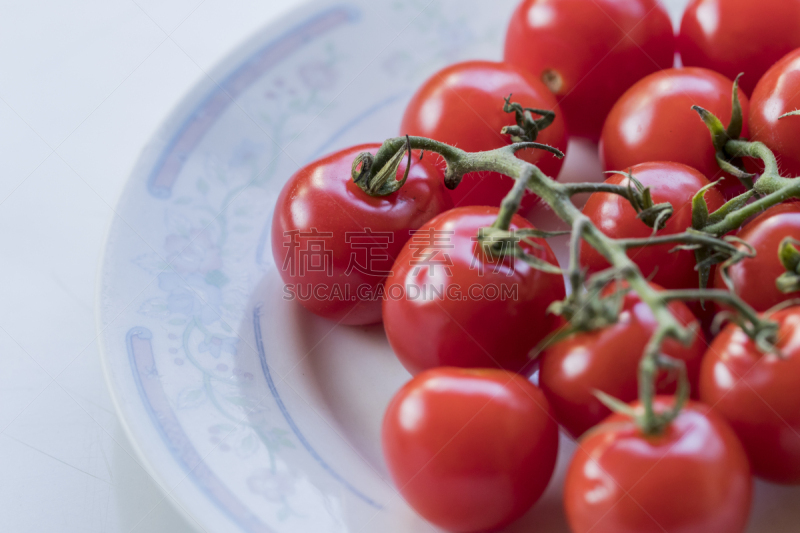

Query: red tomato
565;398;753;533
700;307;800;483
504;0;674;140
580;161;725;290
539;282;706;438
383;206;565;375
271;144;452;325
712;203;800;312
399;60;567;213
679;0;800;97
382;367;559;532
750;47;800;178
600;68;751;199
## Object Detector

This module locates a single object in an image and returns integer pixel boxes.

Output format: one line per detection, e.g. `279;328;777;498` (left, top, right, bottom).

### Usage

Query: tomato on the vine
580;161;725;290
564;398;752;533
713;202;800;312
539;282;706;438
700;306;800;483
679;0;800;96
271;144;452;325
383;206;565;375
400;60;567;213
750;47;800;178
382;367;559;532
504;0;674;141
600;68;751;199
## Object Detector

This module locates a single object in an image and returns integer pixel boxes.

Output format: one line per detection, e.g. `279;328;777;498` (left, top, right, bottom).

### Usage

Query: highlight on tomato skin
678;0;800;97
700;306;800;484
599;68;751;199
382;206;566;376
271;143;452;326
564;398;752;533
538;282;706;439
399;60;567;215
749;47;800;178
504;0;674;141
381;367;559;533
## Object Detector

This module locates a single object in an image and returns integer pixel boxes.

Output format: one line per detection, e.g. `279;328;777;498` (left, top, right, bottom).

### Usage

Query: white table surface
0;1;307;531
0;1;714;532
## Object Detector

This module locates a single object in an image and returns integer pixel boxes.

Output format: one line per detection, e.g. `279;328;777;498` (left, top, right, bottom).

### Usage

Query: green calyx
477;226;564;276
692;181;714;229
545;275;628;338
777;238;800;294
687;205;751;294
693;74;754;190
351;135;412;196
607;170;673;230
501;94;556;143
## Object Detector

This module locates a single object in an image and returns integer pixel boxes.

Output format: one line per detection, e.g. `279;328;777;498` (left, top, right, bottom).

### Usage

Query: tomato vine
354;81;791;435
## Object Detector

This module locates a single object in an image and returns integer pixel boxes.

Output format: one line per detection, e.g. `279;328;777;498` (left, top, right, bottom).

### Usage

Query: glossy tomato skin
399;61;567;213
679;0;800;97
580;162;725;290
712;203;800;312
383;206;565;375
600;68;751;199
504;0;674;141
750;48;800;178
382;367;559;532
565;398;752;533
539;283;706;438
700;307;800;483
271;144;452;325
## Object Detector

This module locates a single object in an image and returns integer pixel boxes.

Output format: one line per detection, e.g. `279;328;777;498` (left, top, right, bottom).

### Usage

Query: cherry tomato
712;203;800;312
580;161;725;290
382;367;559;532
679;0;800;97
600;68;751;199
399;60;567;213
383;206;565;375
700;307;800;483
539;282;706;438
504;0;674;141
271;144;452;325
750;47;800;178
565;398;753;533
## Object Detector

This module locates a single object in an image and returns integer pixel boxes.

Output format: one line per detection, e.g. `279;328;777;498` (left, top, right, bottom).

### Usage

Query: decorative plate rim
96;2;365;531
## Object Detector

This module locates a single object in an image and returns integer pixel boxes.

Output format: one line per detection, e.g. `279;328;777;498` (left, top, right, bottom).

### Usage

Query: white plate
98;0;800;531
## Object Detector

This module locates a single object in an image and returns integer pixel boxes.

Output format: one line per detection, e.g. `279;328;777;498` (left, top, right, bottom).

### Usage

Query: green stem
434;141;696;350
617;232;739;253
492;166;532;231
567;217;590;297
702;181;800;235
364;135;771;435
638;328;666;433
564;183;634;197
660;289;765;330
726;140;780;180
660;288;780;354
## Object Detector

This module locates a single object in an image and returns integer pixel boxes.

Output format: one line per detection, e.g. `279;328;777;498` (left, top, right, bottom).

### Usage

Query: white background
0;1;306;531
0;1;701;532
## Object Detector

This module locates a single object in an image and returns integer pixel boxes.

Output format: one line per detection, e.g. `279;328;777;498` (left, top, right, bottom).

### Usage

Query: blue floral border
146;5;360;199
127;328;274;533
128;6;370;533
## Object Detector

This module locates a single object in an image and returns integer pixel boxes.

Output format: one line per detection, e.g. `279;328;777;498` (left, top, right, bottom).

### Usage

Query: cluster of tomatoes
272;0;800;531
